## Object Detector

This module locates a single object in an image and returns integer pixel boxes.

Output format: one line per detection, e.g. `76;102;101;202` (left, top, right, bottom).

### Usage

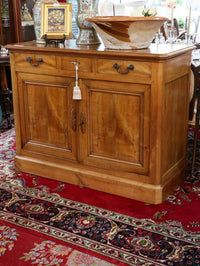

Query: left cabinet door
16;72;78;161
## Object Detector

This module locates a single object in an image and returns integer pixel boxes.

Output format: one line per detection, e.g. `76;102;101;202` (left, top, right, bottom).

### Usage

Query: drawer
97;59;152;80
60;56;92;72
14;53;57;70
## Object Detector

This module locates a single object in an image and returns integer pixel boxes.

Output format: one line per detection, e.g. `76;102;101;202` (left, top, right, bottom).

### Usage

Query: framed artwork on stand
40;3;72;40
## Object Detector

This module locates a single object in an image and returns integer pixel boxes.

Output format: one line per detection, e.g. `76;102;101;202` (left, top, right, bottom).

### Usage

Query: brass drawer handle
113;63;134;74
27;56;43;67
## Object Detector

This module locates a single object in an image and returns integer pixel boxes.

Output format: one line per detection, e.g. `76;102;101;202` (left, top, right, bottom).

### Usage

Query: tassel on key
72;61;82;100
73;80;82;100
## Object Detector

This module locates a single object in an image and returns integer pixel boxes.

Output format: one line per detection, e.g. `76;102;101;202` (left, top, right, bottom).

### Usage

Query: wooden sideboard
7;41;194;204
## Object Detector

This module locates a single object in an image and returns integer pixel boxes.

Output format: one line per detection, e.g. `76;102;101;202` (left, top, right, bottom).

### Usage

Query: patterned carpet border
1;128;200;265
0;180;199;266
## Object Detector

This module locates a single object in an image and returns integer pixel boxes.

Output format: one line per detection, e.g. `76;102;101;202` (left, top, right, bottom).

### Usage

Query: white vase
32;0;58;43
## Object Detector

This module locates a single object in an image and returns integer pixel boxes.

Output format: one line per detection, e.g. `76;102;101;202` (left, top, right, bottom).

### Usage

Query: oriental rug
0;128;200;265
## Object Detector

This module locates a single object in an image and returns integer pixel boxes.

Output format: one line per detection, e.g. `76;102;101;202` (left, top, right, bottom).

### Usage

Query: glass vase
32;0;58;43
76;0;100;45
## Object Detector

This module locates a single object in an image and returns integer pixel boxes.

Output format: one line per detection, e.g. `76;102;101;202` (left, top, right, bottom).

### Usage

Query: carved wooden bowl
87;16;168;49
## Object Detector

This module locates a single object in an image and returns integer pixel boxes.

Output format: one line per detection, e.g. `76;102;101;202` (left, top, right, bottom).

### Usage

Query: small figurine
21;3;33;22
0;46;9;56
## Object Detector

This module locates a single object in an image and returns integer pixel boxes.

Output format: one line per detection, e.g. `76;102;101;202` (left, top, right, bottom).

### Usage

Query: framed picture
41;3;72;39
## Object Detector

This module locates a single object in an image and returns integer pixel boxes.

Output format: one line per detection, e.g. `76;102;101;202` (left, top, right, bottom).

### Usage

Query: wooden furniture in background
7;41;194;204
0;54;9;89
0;0;34;128
0;0;35;44
190;63;200;173
0;54;12;128
0;1;4;45
10;0;36;43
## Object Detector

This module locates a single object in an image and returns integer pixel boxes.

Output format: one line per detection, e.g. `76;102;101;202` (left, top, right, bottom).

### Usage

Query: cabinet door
17;72;78;161
79;79;150;174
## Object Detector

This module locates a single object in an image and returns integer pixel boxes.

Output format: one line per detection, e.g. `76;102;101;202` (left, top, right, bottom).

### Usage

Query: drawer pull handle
27;56;43;67
113;63;134;74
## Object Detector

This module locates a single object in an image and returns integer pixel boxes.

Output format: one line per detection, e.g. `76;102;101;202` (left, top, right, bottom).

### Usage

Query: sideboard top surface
6;40;195;61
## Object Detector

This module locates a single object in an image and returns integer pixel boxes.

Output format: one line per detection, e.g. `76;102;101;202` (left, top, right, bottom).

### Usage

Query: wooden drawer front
97;59;152;81
61;56;92;72
14;53;57;70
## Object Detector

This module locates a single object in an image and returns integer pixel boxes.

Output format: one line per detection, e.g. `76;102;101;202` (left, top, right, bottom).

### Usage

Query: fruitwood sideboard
7;41;194;204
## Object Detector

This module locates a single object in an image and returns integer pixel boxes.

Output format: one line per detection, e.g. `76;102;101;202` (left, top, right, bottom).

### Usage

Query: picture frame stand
44;34;66;47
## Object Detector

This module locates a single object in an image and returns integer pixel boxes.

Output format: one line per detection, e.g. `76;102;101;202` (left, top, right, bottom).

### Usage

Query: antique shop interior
0;0;200;265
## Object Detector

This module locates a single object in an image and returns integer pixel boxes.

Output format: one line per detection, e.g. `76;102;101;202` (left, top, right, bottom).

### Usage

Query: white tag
72;62;82;100
73;84;82;100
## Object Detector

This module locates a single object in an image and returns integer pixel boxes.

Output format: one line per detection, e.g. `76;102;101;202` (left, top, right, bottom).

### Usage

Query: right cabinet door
79;79;150;175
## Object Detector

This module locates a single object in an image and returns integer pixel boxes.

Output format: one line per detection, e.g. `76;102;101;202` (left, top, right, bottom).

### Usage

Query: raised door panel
17;72;78;161
161;75;189;175
79;79;150;174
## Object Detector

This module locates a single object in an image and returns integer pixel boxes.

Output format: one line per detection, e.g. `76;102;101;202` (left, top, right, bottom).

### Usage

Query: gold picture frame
41;3;72;39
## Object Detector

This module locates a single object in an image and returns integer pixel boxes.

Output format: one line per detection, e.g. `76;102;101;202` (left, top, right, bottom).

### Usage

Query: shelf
0;0;36;44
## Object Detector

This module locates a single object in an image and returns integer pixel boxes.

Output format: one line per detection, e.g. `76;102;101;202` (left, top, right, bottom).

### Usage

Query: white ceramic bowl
87;16;168;50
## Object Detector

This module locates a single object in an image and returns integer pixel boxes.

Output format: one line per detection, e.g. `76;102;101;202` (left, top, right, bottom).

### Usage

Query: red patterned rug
0;128;200;265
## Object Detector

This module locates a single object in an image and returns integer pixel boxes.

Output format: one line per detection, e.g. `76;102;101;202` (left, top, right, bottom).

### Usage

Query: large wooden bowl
86;16;168;49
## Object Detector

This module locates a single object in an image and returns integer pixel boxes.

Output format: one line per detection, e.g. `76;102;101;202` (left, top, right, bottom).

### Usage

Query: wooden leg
0;65;12;129
192;87;200;174
0;65;8;90
0;88;12;129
